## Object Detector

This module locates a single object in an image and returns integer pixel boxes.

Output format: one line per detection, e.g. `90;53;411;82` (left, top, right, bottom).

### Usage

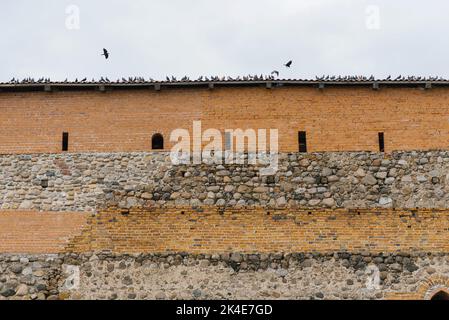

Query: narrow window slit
298;131;307;153
378;132;385;152
62;132;69;151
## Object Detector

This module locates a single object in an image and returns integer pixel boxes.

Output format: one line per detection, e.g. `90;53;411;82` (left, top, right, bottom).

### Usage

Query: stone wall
2;151;449;211
1;252;448;300
0;254;62;300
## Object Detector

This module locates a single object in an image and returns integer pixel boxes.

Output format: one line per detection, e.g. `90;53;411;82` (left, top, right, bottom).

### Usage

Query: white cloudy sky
1;0;449;81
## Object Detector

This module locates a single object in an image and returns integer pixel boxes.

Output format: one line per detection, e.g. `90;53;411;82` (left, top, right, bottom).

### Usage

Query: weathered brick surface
1;208;445;254
0;211;89;254
67;207;449;254
2;87;449;154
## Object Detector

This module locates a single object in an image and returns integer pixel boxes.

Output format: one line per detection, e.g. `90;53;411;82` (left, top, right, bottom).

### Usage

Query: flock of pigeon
5;74;449;85
314;75;446;81
2;49;448;84
6;75;279;84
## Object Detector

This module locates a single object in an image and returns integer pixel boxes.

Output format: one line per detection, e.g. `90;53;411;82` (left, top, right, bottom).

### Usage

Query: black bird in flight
284;60;292;68
101;48;109;59
271;70;280;77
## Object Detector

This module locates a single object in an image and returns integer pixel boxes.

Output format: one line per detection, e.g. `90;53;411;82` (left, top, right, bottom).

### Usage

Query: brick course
0;210;89;254
68;207;449;254
1;208;447;254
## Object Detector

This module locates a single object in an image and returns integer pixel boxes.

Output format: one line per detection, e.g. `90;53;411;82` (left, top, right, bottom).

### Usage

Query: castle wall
2;151;449;212
1;86;449;154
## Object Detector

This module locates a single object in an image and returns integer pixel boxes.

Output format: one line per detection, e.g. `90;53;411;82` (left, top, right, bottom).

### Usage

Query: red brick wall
0;211;89;254
1;86;449;154
1;208;447;254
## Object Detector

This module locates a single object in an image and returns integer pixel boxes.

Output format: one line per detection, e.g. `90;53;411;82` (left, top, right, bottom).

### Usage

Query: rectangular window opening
298;131;307;153
378;132;385;152
62;132;69;151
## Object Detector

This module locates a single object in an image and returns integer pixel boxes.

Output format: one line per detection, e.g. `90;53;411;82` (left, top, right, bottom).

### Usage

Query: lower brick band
1;208;447;254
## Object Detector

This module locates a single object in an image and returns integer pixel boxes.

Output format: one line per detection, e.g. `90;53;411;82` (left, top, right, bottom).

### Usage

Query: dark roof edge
0;79;446;93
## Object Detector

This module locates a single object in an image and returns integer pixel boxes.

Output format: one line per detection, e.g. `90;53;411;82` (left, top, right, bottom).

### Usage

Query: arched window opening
431;290;449;300
152;133;164;150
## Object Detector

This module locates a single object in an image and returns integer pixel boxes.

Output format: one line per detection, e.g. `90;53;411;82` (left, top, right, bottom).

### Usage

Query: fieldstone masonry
1;253;448;300
2;151;449;211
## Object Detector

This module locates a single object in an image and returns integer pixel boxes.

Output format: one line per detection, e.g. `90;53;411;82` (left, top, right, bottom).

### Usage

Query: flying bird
271;70;279;77
101;48;109;59
284;60;292;68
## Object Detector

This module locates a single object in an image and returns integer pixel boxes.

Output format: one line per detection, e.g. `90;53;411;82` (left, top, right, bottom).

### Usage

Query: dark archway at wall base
430;290;449;300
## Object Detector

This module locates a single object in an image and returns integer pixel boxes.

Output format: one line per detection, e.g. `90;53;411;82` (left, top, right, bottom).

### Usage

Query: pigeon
284;60;293;68
101;48;109;59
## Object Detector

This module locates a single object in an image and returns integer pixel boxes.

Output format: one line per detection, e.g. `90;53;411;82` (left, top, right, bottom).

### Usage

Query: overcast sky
2;0;449;82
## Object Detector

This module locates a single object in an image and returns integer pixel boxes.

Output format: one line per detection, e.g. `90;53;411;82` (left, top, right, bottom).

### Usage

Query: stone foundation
1;252;448;300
